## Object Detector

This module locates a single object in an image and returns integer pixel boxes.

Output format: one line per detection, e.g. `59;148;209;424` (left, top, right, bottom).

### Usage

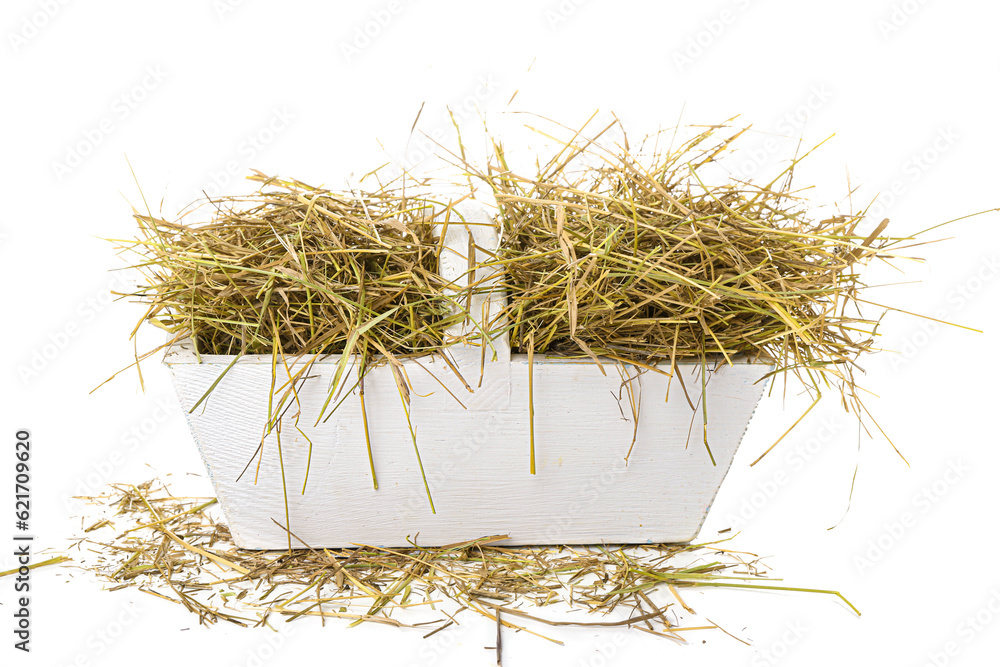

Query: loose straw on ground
68;480;857;641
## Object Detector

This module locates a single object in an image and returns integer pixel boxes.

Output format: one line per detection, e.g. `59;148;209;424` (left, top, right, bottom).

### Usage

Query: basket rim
163;337;775;368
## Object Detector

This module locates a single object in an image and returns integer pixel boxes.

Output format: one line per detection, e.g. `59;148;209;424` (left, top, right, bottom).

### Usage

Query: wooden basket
165;202;772;548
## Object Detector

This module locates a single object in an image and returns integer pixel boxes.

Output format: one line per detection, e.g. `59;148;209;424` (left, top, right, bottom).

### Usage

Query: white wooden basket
165;202;773;549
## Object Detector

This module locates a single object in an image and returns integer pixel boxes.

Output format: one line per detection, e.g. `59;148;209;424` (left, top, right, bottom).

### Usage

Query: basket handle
434;200;509;362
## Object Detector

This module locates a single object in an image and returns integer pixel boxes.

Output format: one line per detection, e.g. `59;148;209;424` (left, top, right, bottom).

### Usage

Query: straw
449;116;936;463
68;479;859;641
120;171;466;361
116;171;482;510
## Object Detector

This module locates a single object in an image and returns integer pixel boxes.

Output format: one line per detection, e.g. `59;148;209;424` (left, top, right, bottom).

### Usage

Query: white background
2;1;1000;666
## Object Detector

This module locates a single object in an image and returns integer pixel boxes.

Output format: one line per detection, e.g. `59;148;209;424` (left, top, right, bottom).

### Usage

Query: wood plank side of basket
164;202;773;548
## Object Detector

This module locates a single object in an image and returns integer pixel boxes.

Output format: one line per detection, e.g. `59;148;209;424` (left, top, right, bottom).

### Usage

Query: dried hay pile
122;121;908;400
461;119;908;423
108;117;954;492
124;172;465;361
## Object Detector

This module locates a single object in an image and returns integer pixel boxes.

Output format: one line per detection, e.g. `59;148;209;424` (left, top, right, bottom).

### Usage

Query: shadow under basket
163;202;774;549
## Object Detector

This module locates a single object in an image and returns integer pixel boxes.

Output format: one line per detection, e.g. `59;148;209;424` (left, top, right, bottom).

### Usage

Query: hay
461;118;910;414
68;479;857;642
121;170;467;360
107;117;988;502
116;171;491;505
114;119;948;456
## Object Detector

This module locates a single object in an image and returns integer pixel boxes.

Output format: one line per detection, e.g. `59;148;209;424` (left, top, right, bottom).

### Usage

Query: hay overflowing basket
126;121;902;550
164;200;773;549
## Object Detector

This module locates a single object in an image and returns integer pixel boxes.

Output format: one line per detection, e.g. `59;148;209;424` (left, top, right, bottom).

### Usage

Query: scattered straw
68;479;858;642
